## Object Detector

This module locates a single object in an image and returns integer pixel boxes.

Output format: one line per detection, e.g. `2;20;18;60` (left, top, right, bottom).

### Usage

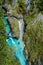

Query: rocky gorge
0;0;43;65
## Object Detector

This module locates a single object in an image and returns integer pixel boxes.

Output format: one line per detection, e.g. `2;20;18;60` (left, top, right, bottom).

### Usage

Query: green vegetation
17;0;26;14
0;0;43;65
30;0;43;13
24;20;43;64
0;5;20;65
23;0;43;64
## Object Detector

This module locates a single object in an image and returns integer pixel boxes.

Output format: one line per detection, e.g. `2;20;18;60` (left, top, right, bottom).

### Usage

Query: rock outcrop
8;17;19;39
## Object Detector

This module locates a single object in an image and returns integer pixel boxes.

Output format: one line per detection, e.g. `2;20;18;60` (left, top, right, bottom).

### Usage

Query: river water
3;0;31;65
4;17;29;65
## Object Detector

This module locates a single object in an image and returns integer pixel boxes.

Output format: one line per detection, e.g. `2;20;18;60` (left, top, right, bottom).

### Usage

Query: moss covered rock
8;17;19;39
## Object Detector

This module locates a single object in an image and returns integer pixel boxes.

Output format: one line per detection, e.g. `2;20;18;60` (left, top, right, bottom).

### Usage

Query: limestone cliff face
8;17;19;39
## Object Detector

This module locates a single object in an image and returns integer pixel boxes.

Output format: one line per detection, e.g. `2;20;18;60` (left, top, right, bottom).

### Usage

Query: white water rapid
18;18;24;40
